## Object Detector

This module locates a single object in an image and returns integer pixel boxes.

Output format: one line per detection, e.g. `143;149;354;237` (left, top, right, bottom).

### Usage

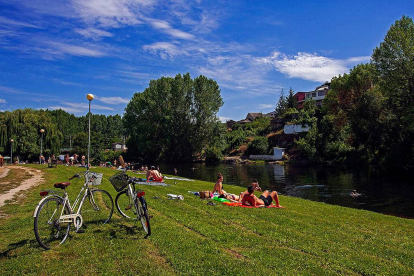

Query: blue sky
0;0;412;121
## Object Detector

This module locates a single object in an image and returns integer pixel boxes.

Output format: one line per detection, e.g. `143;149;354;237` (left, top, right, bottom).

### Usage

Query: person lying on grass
241;185;283;208
218;179;262;202
146;166;163;182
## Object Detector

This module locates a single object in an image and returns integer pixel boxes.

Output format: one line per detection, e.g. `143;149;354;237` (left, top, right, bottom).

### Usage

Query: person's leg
270;191;282;207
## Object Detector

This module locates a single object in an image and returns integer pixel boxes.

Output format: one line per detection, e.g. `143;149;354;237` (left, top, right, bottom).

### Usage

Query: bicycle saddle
54;182;71;189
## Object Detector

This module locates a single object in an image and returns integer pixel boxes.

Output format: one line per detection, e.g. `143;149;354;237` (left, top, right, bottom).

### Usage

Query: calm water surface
160;163;414;219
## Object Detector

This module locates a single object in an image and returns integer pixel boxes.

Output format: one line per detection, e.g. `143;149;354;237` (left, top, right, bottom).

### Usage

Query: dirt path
0;167;10;179
0;166;44;208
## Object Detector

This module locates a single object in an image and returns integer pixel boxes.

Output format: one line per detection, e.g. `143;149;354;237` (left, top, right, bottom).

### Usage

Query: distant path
0;167;10;179
0;166;44;208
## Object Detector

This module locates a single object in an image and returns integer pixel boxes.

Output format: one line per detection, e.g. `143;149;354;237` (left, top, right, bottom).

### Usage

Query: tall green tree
275;89;287;117
123;73;223;162
372;15;414;165
286;87;298;109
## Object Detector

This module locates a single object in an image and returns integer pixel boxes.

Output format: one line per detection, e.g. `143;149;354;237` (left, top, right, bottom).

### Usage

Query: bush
204;146;223;163
246;136;269;155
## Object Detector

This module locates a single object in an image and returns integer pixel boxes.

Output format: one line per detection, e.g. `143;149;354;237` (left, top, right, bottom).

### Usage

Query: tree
274;89;287;117
286;87;298;109
123;73;224;162
371;15;414;165
372;15;414;114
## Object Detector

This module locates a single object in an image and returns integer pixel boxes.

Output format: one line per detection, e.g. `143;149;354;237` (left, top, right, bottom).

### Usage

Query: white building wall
250;148;285;161
284;124;310;134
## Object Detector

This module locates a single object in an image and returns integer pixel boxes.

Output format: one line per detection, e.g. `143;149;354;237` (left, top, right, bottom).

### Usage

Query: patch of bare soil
0;166;44;208
0;167;9;179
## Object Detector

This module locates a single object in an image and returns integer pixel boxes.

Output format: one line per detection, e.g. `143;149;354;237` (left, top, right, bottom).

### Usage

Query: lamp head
10;139;14;142
87;94;94;101
40;129;45;133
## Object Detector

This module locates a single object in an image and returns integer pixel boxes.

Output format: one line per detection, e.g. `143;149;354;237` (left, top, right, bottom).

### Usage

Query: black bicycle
109;171;151;236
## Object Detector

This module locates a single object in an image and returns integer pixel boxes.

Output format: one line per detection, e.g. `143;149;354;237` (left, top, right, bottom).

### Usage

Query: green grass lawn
0;165;413;275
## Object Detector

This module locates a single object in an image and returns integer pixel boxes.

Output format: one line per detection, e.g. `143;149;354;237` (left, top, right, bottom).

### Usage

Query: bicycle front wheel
115;190;135;219
81;189;114;225
136;197;151;236
34;197;70;250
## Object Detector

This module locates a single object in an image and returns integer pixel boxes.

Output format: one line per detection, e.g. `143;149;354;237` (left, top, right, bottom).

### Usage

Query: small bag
199;191;212;199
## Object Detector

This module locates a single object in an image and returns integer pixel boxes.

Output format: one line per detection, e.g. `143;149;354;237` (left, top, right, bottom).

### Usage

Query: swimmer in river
350;190;361;198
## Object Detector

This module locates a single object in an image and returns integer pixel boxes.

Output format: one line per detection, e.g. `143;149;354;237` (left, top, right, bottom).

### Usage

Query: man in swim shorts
241;185;282;208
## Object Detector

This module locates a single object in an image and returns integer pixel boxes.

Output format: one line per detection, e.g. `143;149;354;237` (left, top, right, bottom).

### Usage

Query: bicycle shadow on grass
0;239;38;258
105;219;148;239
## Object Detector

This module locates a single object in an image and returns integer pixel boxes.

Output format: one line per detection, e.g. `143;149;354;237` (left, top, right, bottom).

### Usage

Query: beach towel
133;181;170;186
164;176;194;181
222;202;284;208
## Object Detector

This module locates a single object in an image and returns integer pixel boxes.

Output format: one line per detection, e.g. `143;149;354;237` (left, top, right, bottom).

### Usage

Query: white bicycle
33;171;114;250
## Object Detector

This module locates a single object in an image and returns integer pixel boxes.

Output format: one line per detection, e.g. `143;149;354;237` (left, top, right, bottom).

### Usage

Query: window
312;92;316;97
306;94;310;99
318;91;325;96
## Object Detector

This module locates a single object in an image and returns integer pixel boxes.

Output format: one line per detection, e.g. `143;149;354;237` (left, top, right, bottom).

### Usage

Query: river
159;163;414;219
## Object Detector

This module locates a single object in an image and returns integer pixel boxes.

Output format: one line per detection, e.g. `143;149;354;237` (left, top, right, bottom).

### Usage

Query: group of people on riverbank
212;173;283;208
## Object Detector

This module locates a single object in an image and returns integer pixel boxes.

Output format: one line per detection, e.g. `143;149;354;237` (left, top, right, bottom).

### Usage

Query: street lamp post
40;129;45;164
10;139;14;165
87;94;94;171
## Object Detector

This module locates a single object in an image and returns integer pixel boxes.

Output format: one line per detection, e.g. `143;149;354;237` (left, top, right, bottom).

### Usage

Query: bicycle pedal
125;206;132;210
149;215;154;219
76;229;85;234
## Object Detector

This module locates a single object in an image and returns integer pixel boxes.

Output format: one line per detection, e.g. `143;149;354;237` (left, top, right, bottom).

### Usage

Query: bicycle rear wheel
81;189;114;225
136;197;151;236
34;197;70;250
115;190;136;219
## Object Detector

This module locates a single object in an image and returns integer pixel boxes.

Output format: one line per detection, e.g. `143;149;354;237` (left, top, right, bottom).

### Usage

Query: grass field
0;165;413;275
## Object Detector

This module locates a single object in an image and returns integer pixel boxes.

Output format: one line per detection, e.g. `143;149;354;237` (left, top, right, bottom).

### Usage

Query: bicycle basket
85;172;103;185
109;171;128;192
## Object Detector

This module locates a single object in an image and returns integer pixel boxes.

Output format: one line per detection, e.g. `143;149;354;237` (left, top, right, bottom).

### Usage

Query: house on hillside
294;82;331;109
264;111;276;118
246;112;263;121
226;120;236;129
112;142;127;152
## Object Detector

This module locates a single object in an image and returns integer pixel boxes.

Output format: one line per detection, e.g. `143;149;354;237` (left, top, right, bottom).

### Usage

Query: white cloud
219;116;231;122
258;104;273;109
0;99;6;103
71;0;151;27
49;102;114;114
0;16;42;29
143;42;187;59
46;41;106;57
75;28;113;40
149;19;195;40
96;96;130;105
196;54;281;95
66;102;114;110
346;56;371;63
0;85;23;94
257;52;371;83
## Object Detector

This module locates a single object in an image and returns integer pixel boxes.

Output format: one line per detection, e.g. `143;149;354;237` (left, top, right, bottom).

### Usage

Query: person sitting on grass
241;185;283;208
213;173;227;196
146;166;163;182
237;179;262;202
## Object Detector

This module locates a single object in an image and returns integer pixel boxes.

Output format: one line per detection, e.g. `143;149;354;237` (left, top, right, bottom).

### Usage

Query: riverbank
0;165;413;275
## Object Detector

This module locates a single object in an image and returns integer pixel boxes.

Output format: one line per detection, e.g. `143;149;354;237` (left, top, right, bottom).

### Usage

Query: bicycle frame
33;174;98;228
57;183;92;226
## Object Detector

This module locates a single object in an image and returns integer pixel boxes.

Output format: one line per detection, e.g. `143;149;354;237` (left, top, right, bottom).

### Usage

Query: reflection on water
159;163;414;219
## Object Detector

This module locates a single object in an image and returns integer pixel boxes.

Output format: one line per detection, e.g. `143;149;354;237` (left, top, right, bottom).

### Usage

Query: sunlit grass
0;165;413;275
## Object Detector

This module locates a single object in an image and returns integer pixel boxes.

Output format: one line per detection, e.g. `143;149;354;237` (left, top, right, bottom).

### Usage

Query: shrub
246;136;269;155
